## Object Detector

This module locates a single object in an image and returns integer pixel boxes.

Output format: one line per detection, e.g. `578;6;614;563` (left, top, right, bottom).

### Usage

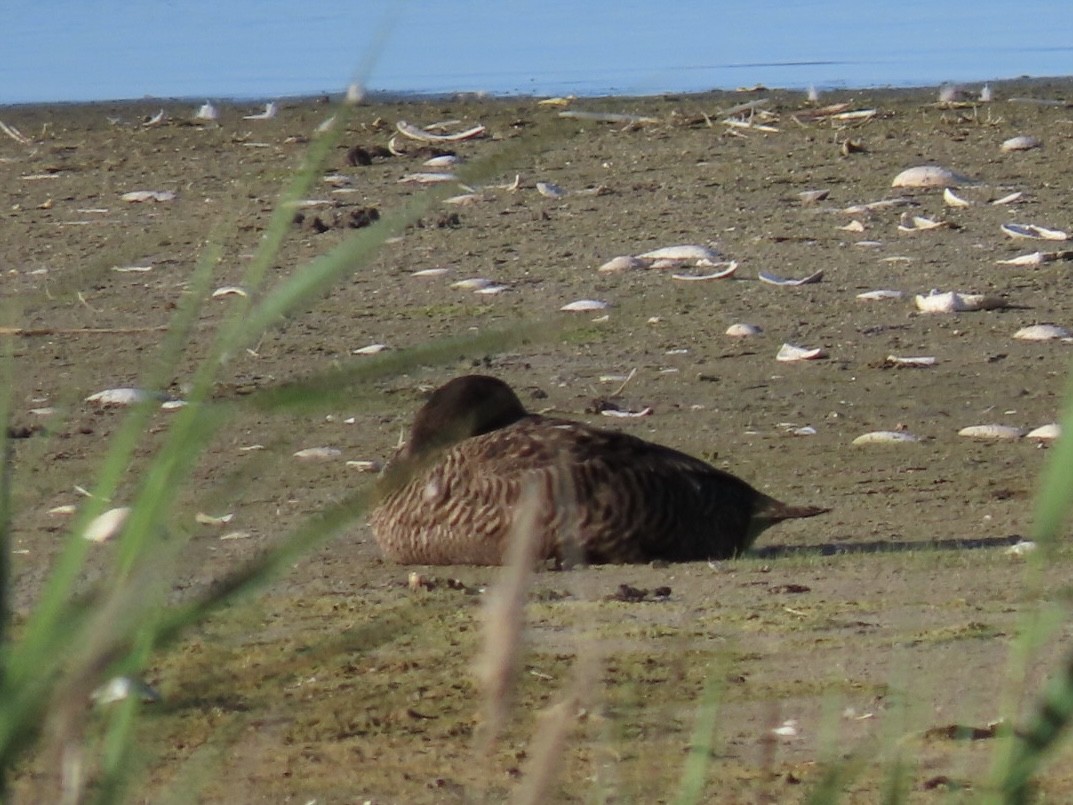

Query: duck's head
403;374;529;460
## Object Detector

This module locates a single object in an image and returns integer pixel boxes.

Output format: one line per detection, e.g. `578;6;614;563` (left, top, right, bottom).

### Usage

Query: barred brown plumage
370;375;828;565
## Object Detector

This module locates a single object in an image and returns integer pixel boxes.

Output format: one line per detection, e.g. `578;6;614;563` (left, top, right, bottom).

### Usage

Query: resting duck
370;375;827;565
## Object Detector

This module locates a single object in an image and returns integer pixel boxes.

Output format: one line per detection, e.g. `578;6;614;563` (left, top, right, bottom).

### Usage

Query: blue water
2;0;1071;105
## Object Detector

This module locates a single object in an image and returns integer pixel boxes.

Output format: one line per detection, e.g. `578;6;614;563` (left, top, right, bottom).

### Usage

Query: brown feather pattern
370;375;828;565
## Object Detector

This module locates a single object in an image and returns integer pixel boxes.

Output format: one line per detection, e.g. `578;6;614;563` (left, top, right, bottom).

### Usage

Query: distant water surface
2;0;1072;104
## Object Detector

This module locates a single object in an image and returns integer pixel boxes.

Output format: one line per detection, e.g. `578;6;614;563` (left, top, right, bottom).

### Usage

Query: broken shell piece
346;459;384;472
636;244;721;263
1027;423;1061;441
943;188;973;207
914;291;1007;313
898;213;948;232
758;270;823;286
886;355;937;367
857;289;904;301
212;285;248;299
451;277;496;290
671;262;738;281
600;407;654;418
1014;324;1071;341
852;431;921;445
891;166;972;189
1000;135;1042;152
293;447;342;460
726;323;762;337
798;189;829;204
92;676;162;705
49;504;77;516
560;299;609;312
423;154;460;167
776;343;827;362
121;190;176;203
353;344;389;355
86;388;157;407
1002;223;1068;241
772;720;799;738
443;193;482;205
474;284;509;295
842;197;915;214
839;220;866;232
1005;540;1038;557
536;181;567;199
598;255;648;273
958;425;1024;441
992;191;1024;206
195;512;234;526
998;252;1054;267
83;507;130;543
399;172;457;184
395;121;486;143
411;267;451;277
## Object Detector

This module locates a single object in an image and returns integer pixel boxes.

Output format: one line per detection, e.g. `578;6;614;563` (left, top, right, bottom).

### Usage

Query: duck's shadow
754;534;1025;559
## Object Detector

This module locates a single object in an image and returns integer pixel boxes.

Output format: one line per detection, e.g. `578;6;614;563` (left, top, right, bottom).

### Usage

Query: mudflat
4;79;1073;801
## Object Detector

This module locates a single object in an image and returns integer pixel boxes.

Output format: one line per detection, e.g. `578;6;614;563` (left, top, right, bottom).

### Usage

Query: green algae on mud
4;80;1073;800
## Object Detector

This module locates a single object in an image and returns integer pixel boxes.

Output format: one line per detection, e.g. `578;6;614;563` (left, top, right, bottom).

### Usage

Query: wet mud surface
4;80;1073;801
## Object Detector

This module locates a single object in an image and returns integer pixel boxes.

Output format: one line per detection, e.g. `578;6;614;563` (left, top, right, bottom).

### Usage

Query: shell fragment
1013;324;1071;341
852;431;921;445
915;291;1007;313
891;166;972;189
1001;223;1068;241
958;425;1024;441
776;343;827;362
560;299;609;312
83;507;131;543
758;270;823;286
726;323;762;337
1000;135;1042;152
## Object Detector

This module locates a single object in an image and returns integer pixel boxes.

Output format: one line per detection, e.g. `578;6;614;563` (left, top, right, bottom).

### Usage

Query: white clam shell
293;447;342;461
474;284;509;295
121;190;176;203
725;323;762;337
914;291;1007;313
1014;324;1071;341
1005;540;1038;557
958;425;1024;441
86;388;154;407
536;181;567;199
992;191;1024;206
83;506;130;543
898;213;947;232
442;193;482;206
1000;135;1042;152
560;299;609;312
395;121;486;143
211;285;248;299
839;220;866;232
636;244;721;262
353;344;389;355
852;431;921;445
798;189;829;204
411;267;451;277
776;343;827;362
1002;223;1068;241
1027;423;1061;441
451;277;496;290
92;676;162;705
243;102;277;120
758;270;823;286
671;262;738;281
886;355;937;367
195;512;234;526
998;252;1051;266
598;255;648;273
857;289;904;301
943;187;973;207
398;172;457;184
423;154;460;167
346;459;384;472
891;166;971;189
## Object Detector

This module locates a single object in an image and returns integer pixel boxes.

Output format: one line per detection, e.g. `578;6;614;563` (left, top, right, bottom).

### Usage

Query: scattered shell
536;181;567;199
293;447;342;461
243;102;277;120
353;344;389;355
1001;223;1068;241
898;213;948;232
443;193;482;205
600;407;654;418
1005;540;1038;557
943;187;973;207
1000;135;1042;152
852;431;921;445
671;262;738;281
423;154;460;167
560;299;609;312
914;291;1007;313
758;270;823;286
958;425;1024;441
798;189;829;204
112;265;153;273
85;388;155;407
598;255;648;273
776;343;827;362
857;289;905;301
998;252;1053;267
636;244;720;263
92;676;162;705
839;220;866;232
346;459;384;472
842;197;915;214
885;355;937;367
891;166;972;189
1014;324;1071;341
83;507;130;543
48;504;77;516
451;277;496;290
195;512;234;526
194;102;218;121
399;172;457;184
1027;423;1061;441
121;190;176;203
411;267;451;277
992;191;1024;206
211;285;248;299
772;720;799;738
395;120;486;143
726;323;762;337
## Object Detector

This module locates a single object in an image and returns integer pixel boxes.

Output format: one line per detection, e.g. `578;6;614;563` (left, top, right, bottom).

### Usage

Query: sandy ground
3;79;1073;802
